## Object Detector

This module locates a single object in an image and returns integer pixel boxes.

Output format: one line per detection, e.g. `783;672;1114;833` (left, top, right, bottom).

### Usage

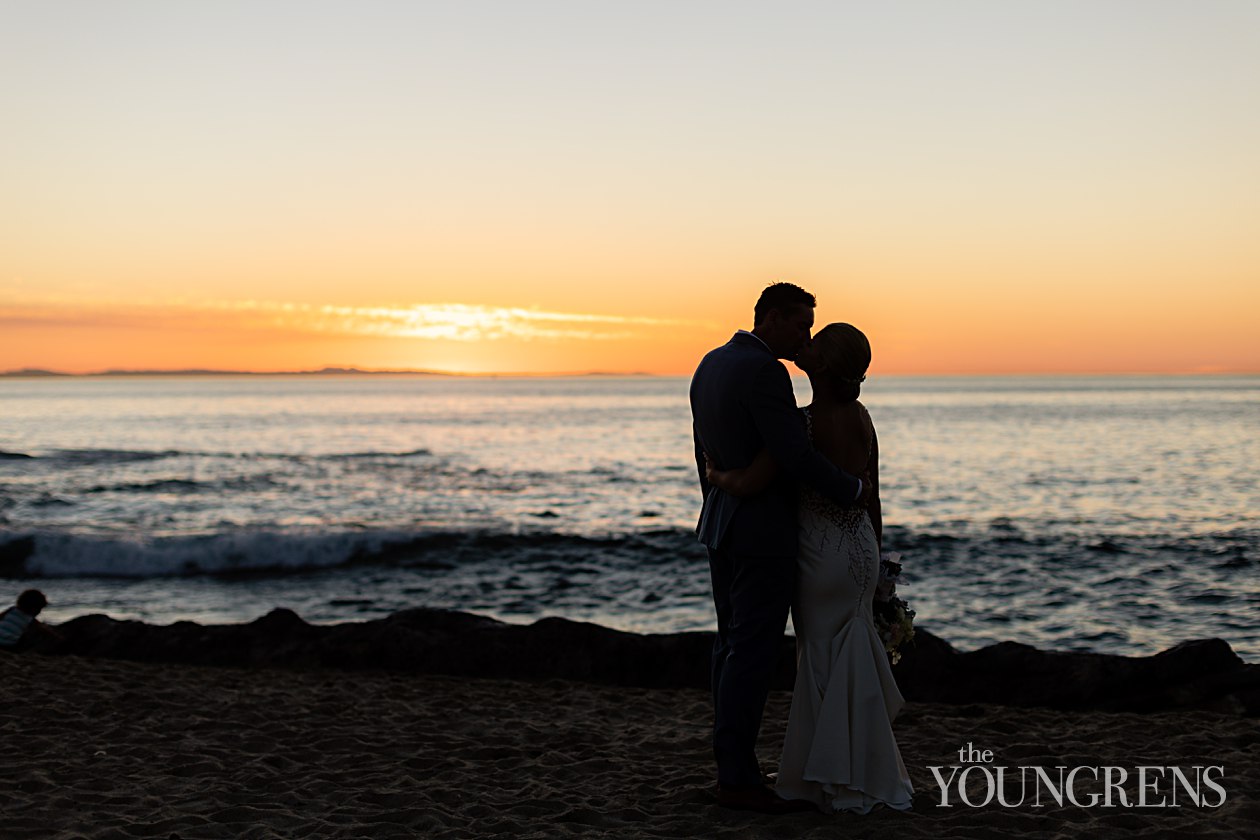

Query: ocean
1;373;1257;660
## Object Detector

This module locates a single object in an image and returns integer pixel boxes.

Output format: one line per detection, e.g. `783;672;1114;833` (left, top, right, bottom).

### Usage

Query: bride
706;322;914;814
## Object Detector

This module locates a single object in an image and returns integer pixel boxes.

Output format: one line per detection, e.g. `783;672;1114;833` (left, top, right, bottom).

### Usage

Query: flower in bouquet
874;551;916;664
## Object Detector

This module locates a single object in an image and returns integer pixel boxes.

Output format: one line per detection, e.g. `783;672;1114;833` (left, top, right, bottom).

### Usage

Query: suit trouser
707;545;795;788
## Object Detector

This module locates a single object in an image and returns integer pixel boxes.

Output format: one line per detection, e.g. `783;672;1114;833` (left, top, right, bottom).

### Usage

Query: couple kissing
690;282;914;815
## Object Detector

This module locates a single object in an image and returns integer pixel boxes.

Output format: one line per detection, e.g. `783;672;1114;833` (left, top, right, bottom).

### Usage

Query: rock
36;608;1260;715
0;535;37;576
892;633;1258;714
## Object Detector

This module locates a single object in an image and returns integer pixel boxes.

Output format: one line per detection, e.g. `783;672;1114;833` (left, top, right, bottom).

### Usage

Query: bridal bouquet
874;551;916;664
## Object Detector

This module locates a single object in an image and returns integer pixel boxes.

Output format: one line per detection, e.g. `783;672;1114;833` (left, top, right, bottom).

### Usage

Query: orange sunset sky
2;2;1258;376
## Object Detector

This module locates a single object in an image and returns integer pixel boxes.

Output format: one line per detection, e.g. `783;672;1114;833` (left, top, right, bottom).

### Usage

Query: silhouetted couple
690;283;912;815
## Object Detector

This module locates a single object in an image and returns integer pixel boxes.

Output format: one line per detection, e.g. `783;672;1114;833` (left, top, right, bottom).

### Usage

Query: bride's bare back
806;397;881;548
805;399;873;478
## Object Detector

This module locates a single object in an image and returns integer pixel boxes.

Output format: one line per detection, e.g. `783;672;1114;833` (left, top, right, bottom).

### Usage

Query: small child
0;589;61;651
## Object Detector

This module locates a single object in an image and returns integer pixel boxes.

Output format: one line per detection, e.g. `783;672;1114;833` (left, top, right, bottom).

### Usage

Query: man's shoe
715;784;815;815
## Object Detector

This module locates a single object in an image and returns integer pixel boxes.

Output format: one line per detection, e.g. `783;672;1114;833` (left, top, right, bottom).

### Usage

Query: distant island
1;367;447;378
0;367;653;378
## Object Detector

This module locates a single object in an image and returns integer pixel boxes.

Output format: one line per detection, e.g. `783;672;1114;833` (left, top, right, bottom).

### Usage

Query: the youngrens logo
929;743;1227;808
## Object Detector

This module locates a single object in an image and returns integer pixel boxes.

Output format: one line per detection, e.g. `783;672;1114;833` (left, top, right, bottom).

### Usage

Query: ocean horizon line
3;367;1257;380
0;366;657;379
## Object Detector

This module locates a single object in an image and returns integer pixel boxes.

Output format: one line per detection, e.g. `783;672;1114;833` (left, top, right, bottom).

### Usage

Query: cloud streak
225;301;701;341
0;298;709;342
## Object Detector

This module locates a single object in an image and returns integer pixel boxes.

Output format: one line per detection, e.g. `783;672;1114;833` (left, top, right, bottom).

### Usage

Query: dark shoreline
34;606;1260;716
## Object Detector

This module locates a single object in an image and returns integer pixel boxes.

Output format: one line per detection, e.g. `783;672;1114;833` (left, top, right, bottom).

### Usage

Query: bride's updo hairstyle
812;323;871;402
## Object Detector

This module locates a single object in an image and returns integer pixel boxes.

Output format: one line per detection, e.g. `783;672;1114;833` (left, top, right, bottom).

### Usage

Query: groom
689;282;866;813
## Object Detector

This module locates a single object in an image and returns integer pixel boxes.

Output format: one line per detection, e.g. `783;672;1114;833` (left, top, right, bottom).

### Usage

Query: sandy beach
3;651;1256;839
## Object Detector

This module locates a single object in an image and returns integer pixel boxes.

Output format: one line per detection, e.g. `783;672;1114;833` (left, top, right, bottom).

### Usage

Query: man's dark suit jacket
690;332;861;556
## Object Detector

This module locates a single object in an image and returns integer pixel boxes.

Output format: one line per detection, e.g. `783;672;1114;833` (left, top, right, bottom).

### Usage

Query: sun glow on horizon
1;290;1257;377
0;296;728;375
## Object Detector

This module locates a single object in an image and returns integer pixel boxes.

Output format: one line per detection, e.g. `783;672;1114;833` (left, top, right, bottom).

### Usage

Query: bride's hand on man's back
703;452;721;484
855;471;874;507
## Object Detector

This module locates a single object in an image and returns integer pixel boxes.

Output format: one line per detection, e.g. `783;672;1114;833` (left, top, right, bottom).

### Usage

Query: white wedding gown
774;408;914;813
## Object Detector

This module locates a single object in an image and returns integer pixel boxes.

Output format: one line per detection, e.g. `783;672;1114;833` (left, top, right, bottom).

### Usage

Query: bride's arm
867;424;882;550
705;448;777;498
